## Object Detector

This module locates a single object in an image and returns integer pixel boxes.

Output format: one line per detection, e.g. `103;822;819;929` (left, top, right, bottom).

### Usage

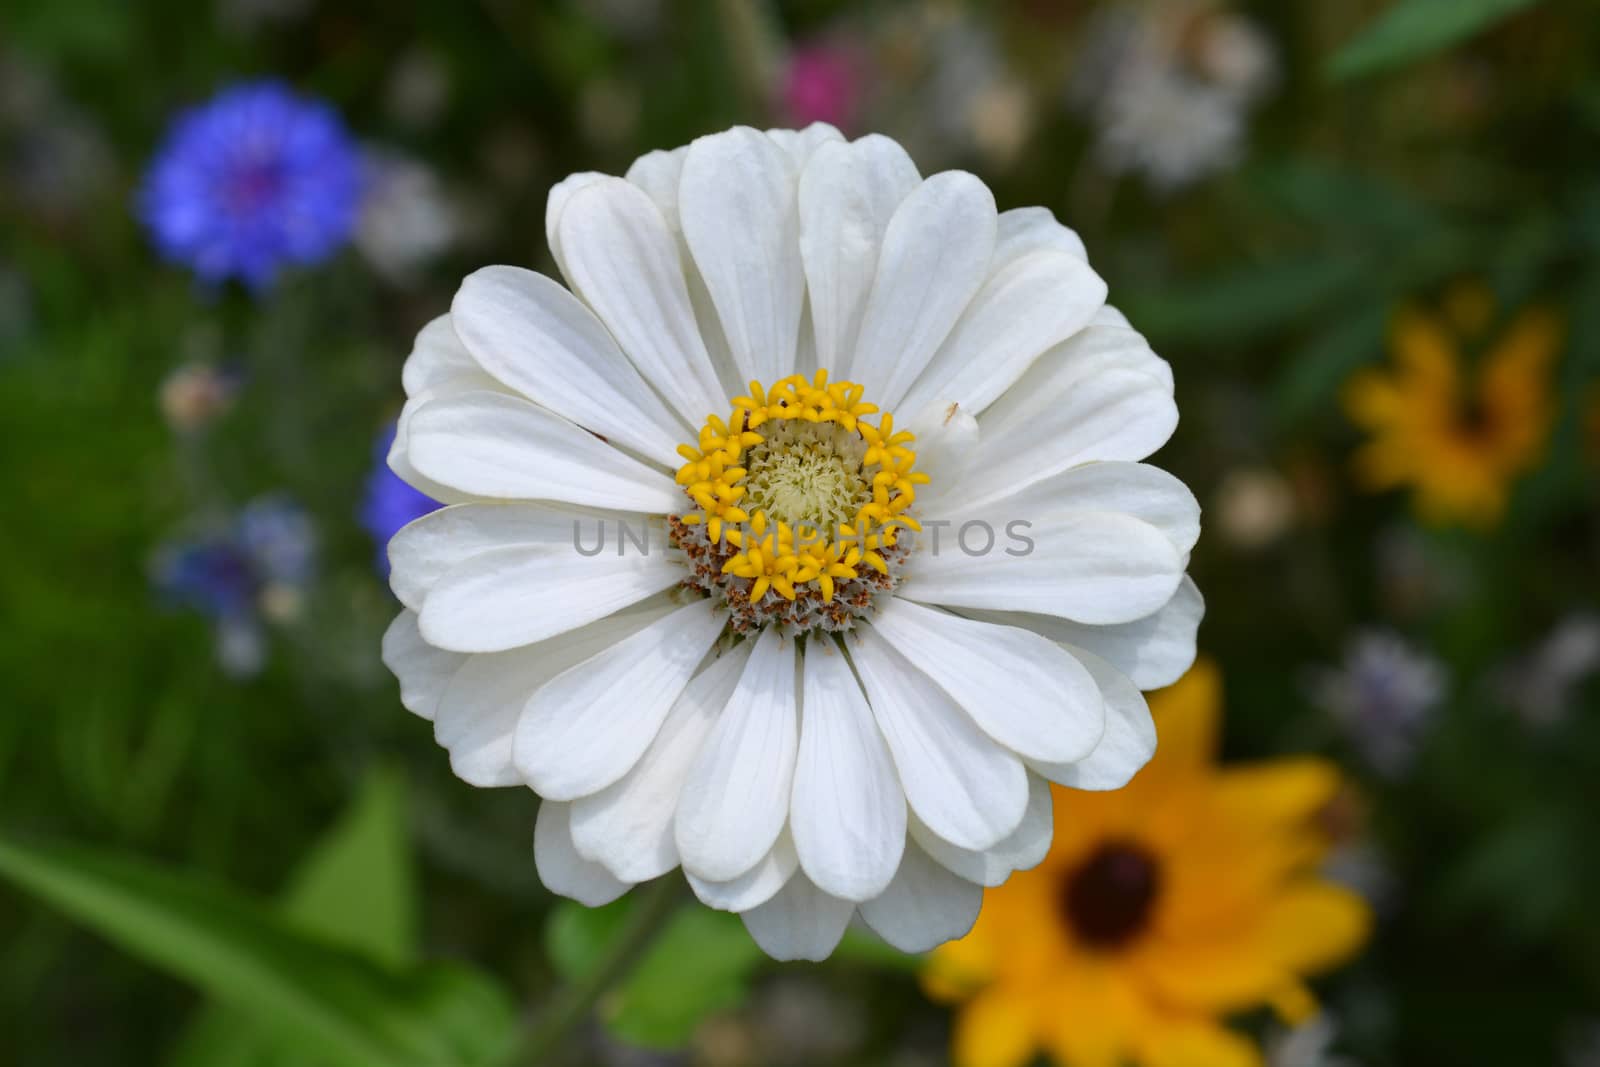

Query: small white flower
1310;631;1444;778
1093;72;1247;191
382;124;1201;960
1074;2;1276;191
1495;613;1600;728
1267;1012;1362;1067
355;150;460;283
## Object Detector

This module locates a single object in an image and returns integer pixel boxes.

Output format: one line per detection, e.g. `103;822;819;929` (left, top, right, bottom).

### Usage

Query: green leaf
0;835;517;1067
545;896;632;977
1243;161;1436;237
1121;256;1368;348
547;897;763;1049
282;767;419;969
1272;302;1390;428
1327;0;1543;81
1438;811;1574;940
166;768;423;1067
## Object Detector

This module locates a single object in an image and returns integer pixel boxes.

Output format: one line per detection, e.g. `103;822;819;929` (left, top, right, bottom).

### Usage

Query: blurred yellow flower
923;661;1370;1067
1342;286;1561;527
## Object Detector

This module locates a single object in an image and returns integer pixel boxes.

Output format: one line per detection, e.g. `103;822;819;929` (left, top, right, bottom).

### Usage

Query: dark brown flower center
1455;391;1498;441
1061;841;1162;950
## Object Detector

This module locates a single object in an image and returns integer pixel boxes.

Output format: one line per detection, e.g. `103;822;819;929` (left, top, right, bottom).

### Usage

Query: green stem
518;877;687;1064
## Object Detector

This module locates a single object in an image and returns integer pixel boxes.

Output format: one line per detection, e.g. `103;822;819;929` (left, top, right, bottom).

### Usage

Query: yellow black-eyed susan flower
1343;284;1561;527
923;661;1370;1067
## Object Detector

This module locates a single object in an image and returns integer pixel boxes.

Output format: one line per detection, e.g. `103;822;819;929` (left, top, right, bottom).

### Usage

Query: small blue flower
237;493;318;586
152;537;259;619
152;495;317;677
361;423;441;576
139;80;362;289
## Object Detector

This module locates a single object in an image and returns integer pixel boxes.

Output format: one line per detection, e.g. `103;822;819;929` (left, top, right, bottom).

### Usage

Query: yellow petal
1136;1017;1264;1067
1260;882;1372;976
1389;307;1459;391
1340;372;1403;427
1146;659;1223;773
1210;759;1341;833
952;988;1041;1067
1038;968;1143;1067
1136;879;1371;1016
1132;932;1287;1014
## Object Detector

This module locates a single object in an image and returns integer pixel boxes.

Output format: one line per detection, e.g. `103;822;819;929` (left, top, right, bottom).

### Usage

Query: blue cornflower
360;423;441;576
138;80;362;289
152;495;318;677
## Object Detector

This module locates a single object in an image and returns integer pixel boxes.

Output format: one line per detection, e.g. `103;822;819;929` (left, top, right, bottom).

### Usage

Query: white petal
623;148;685;228
451;266;687;464
401;314;482;397
557;177;727;424
381;609;464;721
407;391;681;513
897;251;1107;418
388;501;625;613
850;172;996;408
850;629;1027;851
435;654;544;788
675;628;799;881
979;324;1173;463
1094;304;1133;329
741;873;854;961
388;407;475;508
909;772;1054;886
544;171;607;283
793;295;819;380
968;366;1178;510
569;646;754;882
764;123;846;168
968;575;1203;690
434;603;671;787
857;841;982;954
686;830;798;912
623;148;745;395
515;601;726;800
904;400;979;508
392;317;503;506
418;540;681;653
1029;647;1155;791
533;799;631;907
995;206;1088;262
871;600;1105;764
791;644;906;902
798;136;921;377
932;461;1201;557
904;511;1183;626
678;127;803;387
987;325;1173;417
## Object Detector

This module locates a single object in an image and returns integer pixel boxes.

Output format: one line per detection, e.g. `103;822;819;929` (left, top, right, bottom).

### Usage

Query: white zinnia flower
381;124;1202;961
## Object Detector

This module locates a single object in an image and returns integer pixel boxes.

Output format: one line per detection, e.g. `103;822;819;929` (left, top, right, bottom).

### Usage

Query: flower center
224;160;284;215
1453;391;1499;443
1061;841;1162;951
740;422;872;533
668;371;926;635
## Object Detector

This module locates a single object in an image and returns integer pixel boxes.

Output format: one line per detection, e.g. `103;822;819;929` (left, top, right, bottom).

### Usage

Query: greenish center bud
741;423;872;534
